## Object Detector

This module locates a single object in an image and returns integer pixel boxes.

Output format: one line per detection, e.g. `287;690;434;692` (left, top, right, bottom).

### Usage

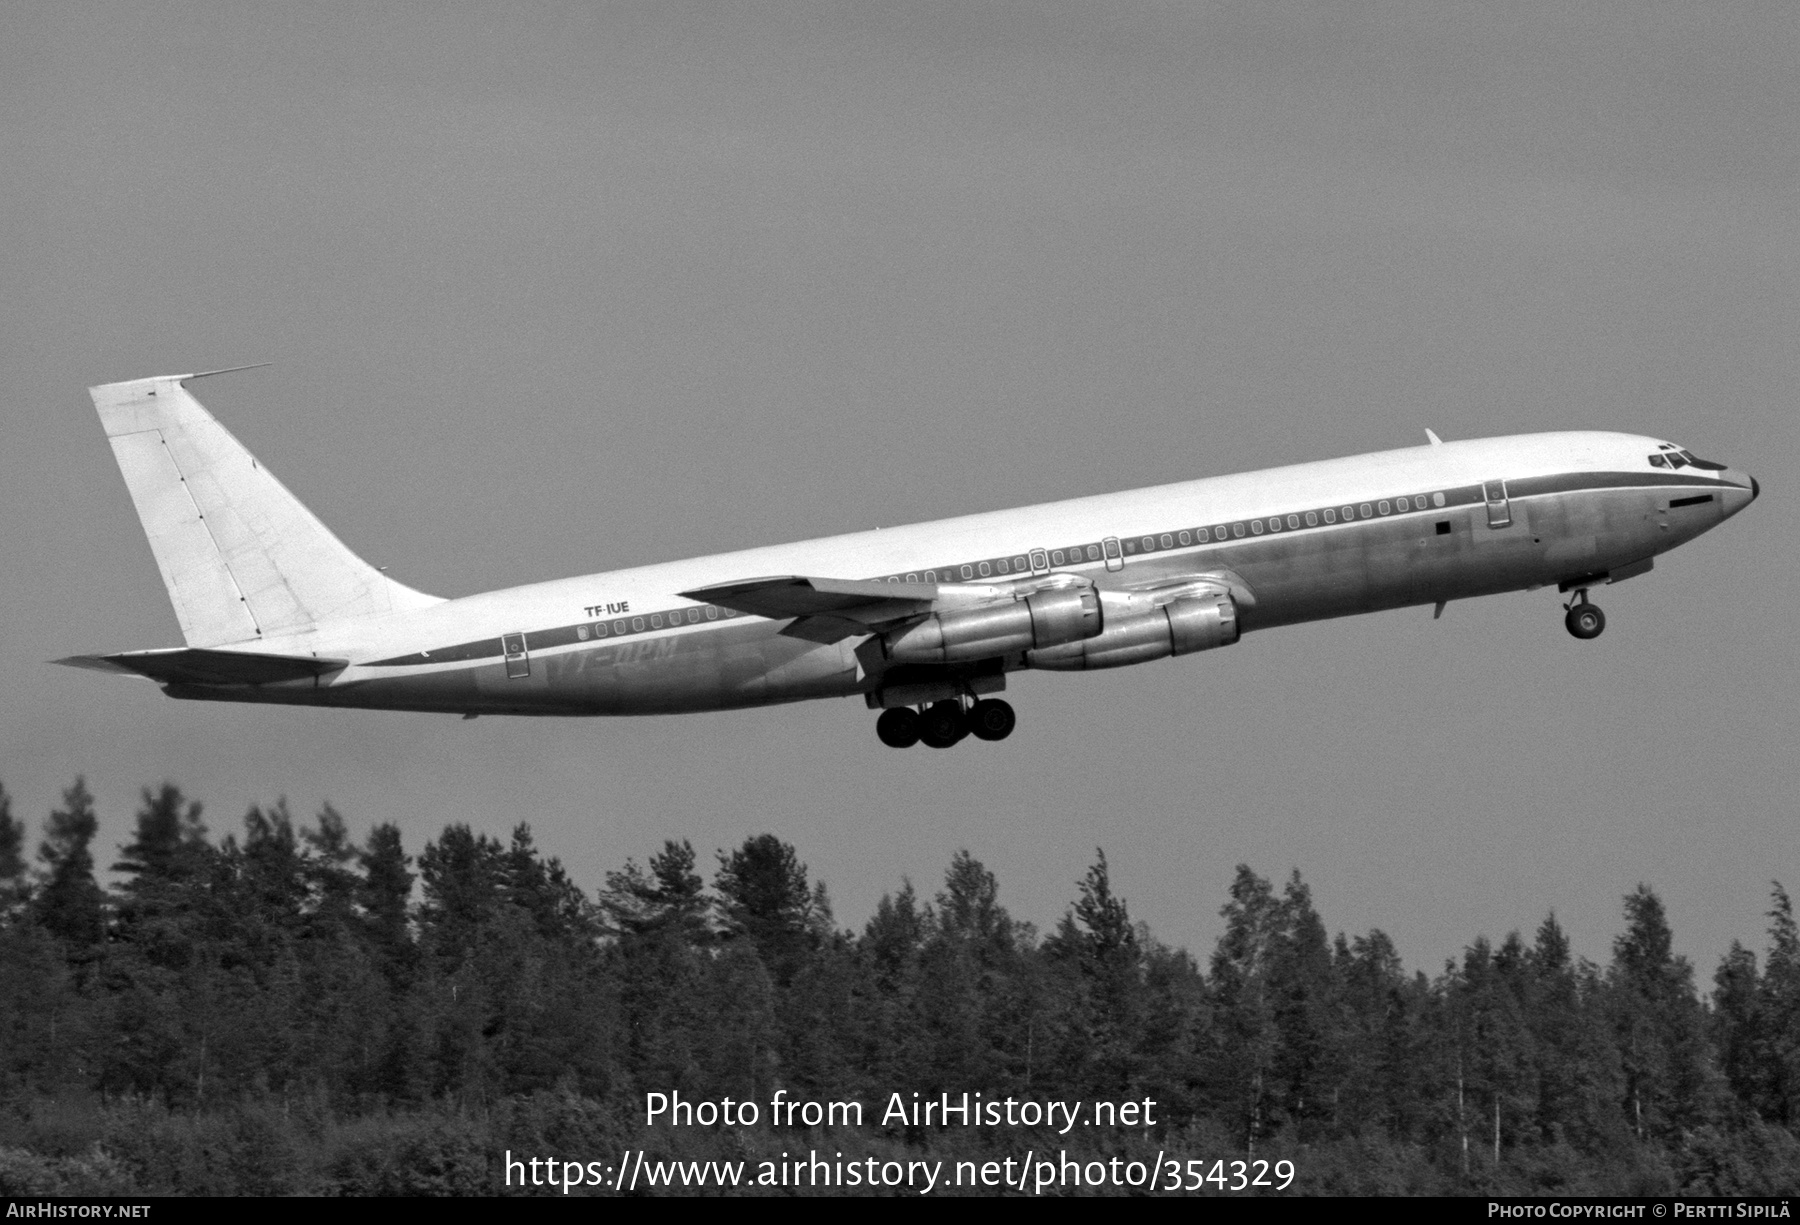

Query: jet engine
1026;592;1237;671
881;585;1101;664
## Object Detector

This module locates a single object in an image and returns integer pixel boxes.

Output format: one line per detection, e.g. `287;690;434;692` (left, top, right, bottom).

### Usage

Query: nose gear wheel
1563;589;1606;640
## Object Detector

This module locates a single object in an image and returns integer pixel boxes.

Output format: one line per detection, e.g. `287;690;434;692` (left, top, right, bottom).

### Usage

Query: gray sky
4;1;1796;974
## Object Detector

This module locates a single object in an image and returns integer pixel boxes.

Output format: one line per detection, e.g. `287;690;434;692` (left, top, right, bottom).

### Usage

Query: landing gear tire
876;706;921;748
1565;601;1606;640
918;700;968;749
968;698;1016;742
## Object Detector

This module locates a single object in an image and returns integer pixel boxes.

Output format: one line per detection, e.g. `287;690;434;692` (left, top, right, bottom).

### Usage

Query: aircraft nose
1720;468;1759;518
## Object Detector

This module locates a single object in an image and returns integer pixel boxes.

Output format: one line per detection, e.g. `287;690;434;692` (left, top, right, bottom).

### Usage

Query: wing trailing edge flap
679;575;942;645
54;647;348;687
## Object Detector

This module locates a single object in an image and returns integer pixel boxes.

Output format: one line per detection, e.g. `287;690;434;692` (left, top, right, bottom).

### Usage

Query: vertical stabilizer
90;372;441;648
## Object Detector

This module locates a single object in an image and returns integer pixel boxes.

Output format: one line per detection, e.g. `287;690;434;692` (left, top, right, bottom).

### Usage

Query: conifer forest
1;776;1797;1196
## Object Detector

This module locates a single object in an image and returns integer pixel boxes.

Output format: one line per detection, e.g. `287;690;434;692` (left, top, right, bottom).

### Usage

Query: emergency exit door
1483;480;1511;528
502;633;530;679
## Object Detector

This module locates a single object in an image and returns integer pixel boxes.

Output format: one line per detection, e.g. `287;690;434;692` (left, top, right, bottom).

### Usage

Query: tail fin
90;371;441;648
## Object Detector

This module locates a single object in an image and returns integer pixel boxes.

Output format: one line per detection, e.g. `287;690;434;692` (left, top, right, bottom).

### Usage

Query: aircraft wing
55;647;348;687
679;575;939;644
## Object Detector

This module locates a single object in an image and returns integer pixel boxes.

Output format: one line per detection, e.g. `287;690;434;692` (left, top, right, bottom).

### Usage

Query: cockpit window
1654;442;1727;472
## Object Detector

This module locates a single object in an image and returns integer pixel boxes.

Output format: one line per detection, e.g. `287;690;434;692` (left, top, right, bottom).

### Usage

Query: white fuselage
173;429;1755;717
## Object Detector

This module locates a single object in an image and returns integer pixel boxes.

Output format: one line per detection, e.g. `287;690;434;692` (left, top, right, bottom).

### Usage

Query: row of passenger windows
573;604;741;641
1156;490;1449;550
871;490;1453;582
563;487;1456;646
885;550;1085;585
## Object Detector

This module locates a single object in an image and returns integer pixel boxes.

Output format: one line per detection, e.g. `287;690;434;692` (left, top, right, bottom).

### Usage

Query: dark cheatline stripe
527;623;587;652
364;468;1735;668
368;637;501;668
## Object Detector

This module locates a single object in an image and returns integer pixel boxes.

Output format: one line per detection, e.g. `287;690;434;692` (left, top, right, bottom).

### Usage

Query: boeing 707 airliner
62;371;1758;747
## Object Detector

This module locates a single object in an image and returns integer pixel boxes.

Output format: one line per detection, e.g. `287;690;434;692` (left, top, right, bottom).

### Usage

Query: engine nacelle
1026;593;1237;671
882;585;1101;664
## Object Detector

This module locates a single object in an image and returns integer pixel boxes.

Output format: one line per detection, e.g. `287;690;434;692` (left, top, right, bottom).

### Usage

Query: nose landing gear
1563;590;1606;640
876;697;1015;747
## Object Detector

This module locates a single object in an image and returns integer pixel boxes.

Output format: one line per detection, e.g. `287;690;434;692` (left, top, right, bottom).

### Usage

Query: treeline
0;777;1797;1196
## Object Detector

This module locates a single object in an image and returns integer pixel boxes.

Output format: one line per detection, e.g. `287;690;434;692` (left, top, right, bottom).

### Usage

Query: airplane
60;370;1759;748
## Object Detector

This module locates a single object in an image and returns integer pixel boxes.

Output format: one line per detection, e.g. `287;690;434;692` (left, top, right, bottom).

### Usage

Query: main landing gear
1563;589;1606;640
876;697;1015;748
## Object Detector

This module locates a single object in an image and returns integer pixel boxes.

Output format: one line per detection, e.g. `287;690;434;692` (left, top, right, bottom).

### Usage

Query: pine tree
112;783;209;942
1608;884;1720;1142
1336;928;1426;1139
856;880;928;1091
0;916;84;1098
714;836;857;1100
417;824;506;966
502;823;595;942
1713;941;1763;1117
1207;865;1284;1151
1444;933;1535;1179
714;834;824;986
600;841;716;1097
351;821;419;1101
601;840;713;944
239;799;309;940
910;852;1029;1093
863;880;925;990
301;803;360;933
1756;882;1800;1126
1042;849;1145;1098
414;821;616;1102
34;778;105;951
1268;871;1341;1138
0;781;28;920
358;822;416;980
935;852;1007;948
1526;912;1621;1150
114;782;207;889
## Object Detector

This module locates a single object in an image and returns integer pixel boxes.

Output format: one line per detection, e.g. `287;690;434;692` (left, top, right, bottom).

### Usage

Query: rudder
91;371;441;648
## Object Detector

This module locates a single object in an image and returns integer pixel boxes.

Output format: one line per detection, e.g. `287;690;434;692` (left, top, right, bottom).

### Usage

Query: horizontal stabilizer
680;575;937;622
55;648;347;687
